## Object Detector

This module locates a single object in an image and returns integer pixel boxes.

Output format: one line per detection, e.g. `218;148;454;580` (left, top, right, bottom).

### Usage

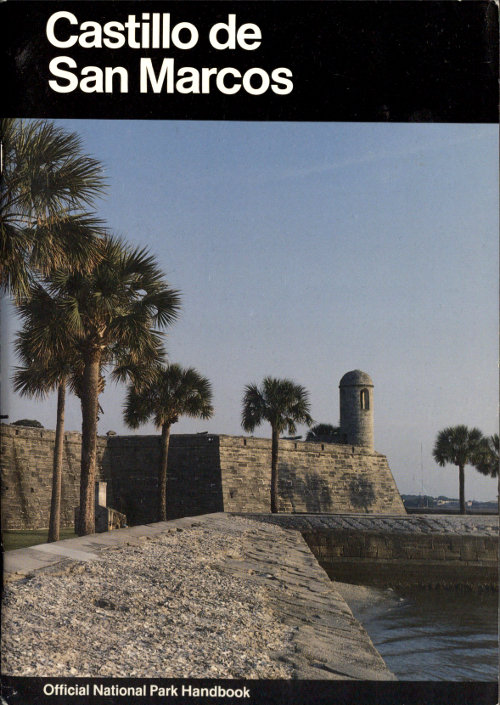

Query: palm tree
1;118;105;299
306;423;341;443
473;434;499;510
432;425;484;514
124;364;214;521
241;377;313;513
48;236;181;535
473;434;499;478
12;284;82;542
13;360;69;542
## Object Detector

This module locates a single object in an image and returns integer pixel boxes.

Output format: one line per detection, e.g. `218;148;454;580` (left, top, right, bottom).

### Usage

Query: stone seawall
1;425;405;530
240;514;499;590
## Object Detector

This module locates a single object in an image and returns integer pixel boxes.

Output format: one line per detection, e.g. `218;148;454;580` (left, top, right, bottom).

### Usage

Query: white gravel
1;518;295;678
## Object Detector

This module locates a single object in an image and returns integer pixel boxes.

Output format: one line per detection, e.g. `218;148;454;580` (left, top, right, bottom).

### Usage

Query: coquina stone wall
303;529;498;589
218;435;405;515
1;424;405;530
1;424;107;530
240;514;498;590
103;434;224;525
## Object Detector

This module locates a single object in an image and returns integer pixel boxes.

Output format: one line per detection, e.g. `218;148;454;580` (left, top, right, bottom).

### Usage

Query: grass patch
2;528;77;551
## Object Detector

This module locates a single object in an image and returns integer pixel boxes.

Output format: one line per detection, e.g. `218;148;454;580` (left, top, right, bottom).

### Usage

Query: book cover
1;2;498;704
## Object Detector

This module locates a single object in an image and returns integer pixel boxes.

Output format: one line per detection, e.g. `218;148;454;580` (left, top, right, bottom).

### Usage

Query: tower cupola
339;369;374;449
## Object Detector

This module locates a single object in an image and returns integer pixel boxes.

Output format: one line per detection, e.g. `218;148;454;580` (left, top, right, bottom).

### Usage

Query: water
336;583;499;681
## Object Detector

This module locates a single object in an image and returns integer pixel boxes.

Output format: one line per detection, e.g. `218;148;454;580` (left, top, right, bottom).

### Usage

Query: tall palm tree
48;236;181;535
242;377;313;513
124;363;214;521
12;284;82;542
432;425;484;514
1;118;105;299
13;360;69;543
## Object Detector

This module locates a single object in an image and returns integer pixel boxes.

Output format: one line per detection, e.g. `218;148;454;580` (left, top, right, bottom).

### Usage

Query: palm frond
2;119;106;298
12;362;66;399
306;424;340;442
473;434;499;478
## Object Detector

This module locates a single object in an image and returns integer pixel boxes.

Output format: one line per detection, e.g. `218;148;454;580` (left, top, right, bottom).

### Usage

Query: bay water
335;582;498;681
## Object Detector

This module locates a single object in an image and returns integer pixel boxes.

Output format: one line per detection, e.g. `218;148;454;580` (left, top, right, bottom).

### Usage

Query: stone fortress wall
1;369;406;530
1;425;108;530
107;433;406;525
1;426;405;530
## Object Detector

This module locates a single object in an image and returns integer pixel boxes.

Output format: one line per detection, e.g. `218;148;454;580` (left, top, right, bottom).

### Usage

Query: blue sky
3;120;498;500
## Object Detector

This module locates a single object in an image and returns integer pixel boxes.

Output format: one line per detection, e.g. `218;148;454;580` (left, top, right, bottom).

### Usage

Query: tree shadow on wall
349;477;376;512
281;471;334;512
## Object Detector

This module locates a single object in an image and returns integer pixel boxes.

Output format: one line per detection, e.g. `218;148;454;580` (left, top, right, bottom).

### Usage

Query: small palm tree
124;364;214;522
306;423;341;443
432;425;484;514
49;235;181;535
1;119;105;299
242;377;313;513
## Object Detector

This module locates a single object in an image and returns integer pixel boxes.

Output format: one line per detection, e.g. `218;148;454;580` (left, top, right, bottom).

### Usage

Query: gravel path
1;517;294;678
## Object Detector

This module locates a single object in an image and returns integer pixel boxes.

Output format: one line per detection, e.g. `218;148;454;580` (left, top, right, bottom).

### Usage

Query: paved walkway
4;517;203;580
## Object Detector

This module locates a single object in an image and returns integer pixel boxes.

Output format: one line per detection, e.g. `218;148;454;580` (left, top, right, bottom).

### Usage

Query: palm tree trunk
271;427;279;513
48;379;66;542
459;464;466;514
158;423;171;522
77;350;101;536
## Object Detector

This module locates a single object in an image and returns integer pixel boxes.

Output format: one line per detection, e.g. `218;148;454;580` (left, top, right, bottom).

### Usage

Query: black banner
1;677;499;705
0;1;498;122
